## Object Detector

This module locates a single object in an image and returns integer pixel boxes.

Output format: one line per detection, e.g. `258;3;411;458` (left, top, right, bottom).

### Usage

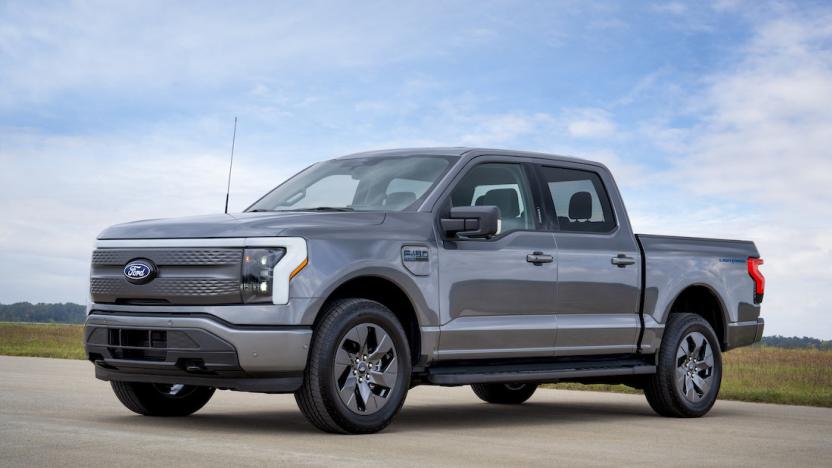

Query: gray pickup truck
85;147;765;433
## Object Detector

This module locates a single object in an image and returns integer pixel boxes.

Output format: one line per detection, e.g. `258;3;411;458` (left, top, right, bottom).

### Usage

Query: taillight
747;257;765;304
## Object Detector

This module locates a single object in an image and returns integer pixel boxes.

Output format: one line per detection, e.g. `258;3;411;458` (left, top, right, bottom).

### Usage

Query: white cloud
0;2;495;108
564;108;618;138
0;124;307;303
460;113;555;146
650;10;832;337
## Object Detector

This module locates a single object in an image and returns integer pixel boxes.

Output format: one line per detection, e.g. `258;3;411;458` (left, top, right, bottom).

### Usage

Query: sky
1;0;830;338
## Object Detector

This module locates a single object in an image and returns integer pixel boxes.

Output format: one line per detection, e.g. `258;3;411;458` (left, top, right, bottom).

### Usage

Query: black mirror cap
440;205;500;238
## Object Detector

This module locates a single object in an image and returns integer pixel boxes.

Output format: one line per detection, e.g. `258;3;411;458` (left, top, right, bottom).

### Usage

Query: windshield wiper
291;206;355;212
248;207;355;213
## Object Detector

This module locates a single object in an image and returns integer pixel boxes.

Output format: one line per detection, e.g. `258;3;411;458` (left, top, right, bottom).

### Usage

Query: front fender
288;238;440;328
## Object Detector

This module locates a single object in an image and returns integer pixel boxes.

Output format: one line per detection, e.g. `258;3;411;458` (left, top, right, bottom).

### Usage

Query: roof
337;147;595;166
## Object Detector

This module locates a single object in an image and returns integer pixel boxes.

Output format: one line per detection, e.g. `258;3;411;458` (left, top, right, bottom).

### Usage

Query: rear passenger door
536;164;642;356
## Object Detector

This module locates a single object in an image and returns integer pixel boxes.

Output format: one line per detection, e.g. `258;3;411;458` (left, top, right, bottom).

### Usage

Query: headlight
241;248;285;303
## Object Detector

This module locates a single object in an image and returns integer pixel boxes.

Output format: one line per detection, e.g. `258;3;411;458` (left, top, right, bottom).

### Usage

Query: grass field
2;322;830;407
0;322;86;360
547;346;832;407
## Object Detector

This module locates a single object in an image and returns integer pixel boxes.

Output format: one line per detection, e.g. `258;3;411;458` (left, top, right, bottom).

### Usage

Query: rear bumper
84;313;311;393
726;318;765;350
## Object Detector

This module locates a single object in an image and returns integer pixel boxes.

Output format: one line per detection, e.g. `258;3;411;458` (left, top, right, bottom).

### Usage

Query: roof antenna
224;116;237;214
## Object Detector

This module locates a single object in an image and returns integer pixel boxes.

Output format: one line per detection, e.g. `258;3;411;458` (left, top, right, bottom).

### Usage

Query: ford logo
123;260;156;284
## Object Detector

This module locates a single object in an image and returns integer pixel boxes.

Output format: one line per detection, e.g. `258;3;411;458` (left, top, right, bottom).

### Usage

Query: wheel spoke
676;344;687;362
695;356;712;372
357;380;372;407
692;374;711;396
685;335;696;357
334;348;354;375
381;351;398;375
369;367;396;388
367;393;383;412
368;333;393;361
691;333;706;357
684;375;696;401
703;350;714;368
343;328;363;355
357;325;369;355
338;374;358;408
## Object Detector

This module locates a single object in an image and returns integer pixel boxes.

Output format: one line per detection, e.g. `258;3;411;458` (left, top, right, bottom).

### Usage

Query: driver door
435;160;558;360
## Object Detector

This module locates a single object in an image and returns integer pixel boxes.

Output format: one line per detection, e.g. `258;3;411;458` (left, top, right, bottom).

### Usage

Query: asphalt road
1;356;830;467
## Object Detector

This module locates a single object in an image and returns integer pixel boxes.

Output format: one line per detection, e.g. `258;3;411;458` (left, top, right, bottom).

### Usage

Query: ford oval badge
123;260;156;284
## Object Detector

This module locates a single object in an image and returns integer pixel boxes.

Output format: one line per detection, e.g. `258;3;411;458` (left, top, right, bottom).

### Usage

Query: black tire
110;382;215;416
644;313;722;418
471;383;537;404
295;298;411;434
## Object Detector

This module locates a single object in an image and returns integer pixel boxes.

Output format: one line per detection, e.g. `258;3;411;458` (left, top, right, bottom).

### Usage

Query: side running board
426;358;655;386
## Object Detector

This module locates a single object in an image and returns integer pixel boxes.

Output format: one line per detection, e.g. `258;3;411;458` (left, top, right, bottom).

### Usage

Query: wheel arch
313;272;424;365
666;284;728;350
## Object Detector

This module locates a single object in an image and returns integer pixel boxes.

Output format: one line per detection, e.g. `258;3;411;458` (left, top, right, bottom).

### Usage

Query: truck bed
635;233;761;351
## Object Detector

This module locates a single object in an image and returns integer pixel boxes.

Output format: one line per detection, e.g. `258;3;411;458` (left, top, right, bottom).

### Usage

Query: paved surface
1;356;830;467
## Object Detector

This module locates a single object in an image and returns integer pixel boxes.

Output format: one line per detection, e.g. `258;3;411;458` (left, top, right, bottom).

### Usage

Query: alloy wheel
675;331;715;402
334;323;399;415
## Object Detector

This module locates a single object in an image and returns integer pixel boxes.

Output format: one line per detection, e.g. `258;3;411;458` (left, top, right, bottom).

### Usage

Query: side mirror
440;206;500;238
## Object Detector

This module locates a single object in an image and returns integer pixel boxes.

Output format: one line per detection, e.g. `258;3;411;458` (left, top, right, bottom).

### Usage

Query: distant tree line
0;302;86;324
759;335;832;350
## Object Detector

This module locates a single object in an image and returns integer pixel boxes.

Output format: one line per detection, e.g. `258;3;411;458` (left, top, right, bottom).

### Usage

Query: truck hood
97;211;387;239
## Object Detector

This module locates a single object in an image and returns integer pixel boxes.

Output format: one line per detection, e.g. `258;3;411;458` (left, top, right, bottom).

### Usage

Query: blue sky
1;1;831;337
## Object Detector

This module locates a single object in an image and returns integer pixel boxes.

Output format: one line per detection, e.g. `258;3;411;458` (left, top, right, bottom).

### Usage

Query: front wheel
295;298;411;434
110;382;215;416
472;383;538;404
644;313;722;417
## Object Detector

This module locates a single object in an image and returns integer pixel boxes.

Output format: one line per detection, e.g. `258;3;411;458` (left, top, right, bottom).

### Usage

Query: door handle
527;252;554;265
611;254;636;267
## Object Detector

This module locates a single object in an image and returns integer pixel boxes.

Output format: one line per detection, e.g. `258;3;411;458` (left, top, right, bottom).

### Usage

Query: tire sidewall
316;301;411;432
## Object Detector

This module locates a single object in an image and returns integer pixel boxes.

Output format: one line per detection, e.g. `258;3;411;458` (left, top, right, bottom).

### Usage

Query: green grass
718;346;832;406
0;322;86;359
1;322;830;407
545;346;832;407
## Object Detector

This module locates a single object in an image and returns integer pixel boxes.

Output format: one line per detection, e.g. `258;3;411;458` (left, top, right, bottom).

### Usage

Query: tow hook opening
178;359;209;374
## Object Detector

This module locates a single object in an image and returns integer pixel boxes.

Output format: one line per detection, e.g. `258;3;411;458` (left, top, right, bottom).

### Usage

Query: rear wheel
110;381;215;416
644;313;722;417
295;298;411;434
471;383;537;404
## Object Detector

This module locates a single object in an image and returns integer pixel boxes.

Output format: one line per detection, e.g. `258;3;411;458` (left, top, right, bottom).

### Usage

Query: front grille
90;247;243;305
92;248;241;266
90;278;239;297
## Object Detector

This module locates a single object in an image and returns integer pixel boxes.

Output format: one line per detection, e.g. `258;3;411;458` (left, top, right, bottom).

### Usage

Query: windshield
247;155;457;212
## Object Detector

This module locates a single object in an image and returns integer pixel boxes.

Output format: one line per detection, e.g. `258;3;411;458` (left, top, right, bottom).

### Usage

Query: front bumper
84;313;312;393
726;318;765;350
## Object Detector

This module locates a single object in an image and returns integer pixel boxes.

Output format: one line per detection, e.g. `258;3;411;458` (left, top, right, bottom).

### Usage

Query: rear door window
540;166;616;233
